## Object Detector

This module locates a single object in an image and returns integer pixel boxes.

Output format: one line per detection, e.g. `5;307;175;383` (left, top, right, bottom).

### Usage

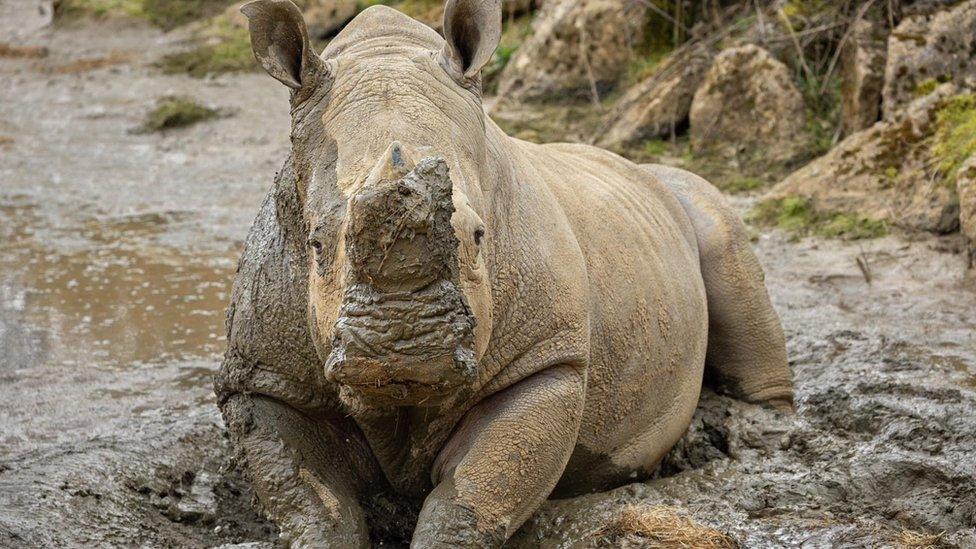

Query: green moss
816;213;887;239
780;0;830;26
914;78;939;97
721;177;764;194
139;96;220;132
58;0;235;28
144;0;235;29
931;93;976;187
158;17;255;77
914;75;952;97
643;139;670;156
747;196;887;240
57;0;146;19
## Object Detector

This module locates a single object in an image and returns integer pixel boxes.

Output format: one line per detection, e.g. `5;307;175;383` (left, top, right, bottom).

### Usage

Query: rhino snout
324;279;477;407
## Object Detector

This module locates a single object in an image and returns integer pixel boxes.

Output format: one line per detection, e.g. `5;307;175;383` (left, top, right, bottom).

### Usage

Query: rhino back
215;158;340;413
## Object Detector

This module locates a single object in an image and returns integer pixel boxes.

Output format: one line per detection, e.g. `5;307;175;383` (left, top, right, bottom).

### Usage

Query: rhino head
242;0;501;407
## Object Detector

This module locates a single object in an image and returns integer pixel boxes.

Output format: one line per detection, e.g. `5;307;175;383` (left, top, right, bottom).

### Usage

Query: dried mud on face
2;16;975;549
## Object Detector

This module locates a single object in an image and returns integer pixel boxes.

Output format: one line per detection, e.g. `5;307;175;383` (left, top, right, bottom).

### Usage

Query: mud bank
2;17;975;549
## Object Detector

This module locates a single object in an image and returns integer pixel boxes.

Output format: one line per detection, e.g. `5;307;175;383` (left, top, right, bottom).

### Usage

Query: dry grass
593;505;740;548
47;51;132;74
897;529;945;548
0;43;49;58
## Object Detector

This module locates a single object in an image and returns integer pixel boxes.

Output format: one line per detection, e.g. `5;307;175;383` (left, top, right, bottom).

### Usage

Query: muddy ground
1;12;975;549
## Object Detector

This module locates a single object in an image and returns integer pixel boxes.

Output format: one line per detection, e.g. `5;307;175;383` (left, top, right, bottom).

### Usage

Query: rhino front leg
412;365;586;548
221;394;378;548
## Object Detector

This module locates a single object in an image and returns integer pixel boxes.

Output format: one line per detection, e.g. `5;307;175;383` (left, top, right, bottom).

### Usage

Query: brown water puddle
0;199;236;369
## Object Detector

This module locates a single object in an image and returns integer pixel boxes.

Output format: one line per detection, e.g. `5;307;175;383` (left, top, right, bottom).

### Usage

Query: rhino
214;0;794;546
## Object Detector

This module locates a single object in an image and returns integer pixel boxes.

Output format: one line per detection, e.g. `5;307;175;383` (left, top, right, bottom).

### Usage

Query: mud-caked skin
215;0;794;546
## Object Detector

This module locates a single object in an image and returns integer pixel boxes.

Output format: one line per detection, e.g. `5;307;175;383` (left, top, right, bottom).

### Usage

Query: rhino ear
242;0;323;89
439;0;502;81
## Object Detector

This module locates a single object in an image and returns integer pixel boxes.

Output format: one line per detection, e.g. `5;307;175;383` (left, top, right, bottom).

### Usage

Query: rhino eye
473;228;484;246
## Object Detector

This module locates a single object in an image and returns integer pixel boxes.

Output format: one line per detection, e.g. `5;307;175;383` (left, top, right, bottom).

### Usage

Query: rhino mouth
324;279;477;406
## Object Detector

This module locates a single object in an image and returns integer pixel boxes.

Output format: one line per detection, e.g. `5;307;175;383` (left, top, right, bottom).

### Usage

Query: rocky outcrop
767;85;965;234
840;17;887;136
958;156;976;262
496;0;646;102
689;45;808;164
882;0;976;119
226;0;357;38
598;45;712;149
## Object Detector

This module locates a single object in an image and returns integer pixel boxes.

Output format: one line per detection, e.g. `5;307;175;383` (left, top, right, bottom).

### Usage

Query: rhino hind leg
643;164;794;408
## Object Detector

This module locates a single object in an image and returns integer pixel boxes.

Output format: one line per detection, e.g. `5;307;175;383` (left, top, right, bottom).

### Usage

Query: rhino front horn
347;155;458;293
365;141;416;186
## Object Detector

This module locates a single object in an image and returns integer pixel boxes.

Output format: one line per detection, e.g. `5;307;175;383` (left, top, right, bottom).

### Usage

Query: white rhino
215;0;794;546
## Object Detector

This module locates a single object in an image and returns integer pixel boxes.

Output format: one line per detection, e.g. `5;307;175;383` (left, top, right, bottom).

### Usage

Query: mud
2;15;975;549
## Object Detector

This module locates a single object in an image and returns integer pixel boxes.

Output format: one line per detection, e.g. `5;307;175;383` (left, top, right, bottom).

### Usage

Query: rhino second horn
365;141;416;186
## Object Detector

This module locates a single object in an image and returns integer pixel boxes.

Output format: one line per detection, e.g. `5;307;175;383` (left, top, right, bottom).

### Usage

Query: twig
856;248;872;284
579;28;601;105
776;7;815;83
819;0;878;95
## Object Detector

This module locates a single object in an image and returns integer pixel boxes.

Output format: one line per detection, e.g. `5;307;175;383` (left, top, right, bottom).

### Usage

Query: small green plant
139;96;221;132
914;75;952;97
747;196;887;239
643;139;670;156
931;94;976;187
58;0;235;28
722;177;764;193
801;72;841;157
159;17;255;77
57;0;146;18
143;0;235;29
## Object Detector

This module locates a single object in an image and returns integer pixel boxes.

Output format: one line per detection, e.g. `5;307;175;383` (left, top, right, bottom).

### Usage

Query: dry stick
754;0;767;42
818;0;879;96
777;8;815;84
579;28;601;106
856;247;872;284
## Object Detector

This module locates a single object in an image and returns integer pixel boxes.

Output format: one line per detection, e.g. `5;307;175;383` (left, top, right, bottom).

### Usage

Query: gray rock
599;45;712;148
497;0;647;102
881;0;976;119
840;17;888;136
957;155;976;263
689;44;808;164
767;84;963;234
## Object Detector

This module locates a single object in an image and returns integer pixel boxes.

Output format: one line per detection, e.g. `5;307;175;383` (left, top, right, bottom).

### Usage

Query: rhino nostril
309;238;323;254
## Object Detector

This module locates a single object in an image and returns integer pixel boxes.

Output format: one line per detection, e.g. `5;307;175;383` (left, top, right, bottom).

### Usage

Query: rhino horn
365;141;416;187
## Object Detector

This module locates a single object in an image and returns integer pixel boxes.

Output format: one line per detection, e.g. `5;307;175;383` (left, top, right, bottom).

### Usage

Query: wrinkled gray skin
214;0;794;546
